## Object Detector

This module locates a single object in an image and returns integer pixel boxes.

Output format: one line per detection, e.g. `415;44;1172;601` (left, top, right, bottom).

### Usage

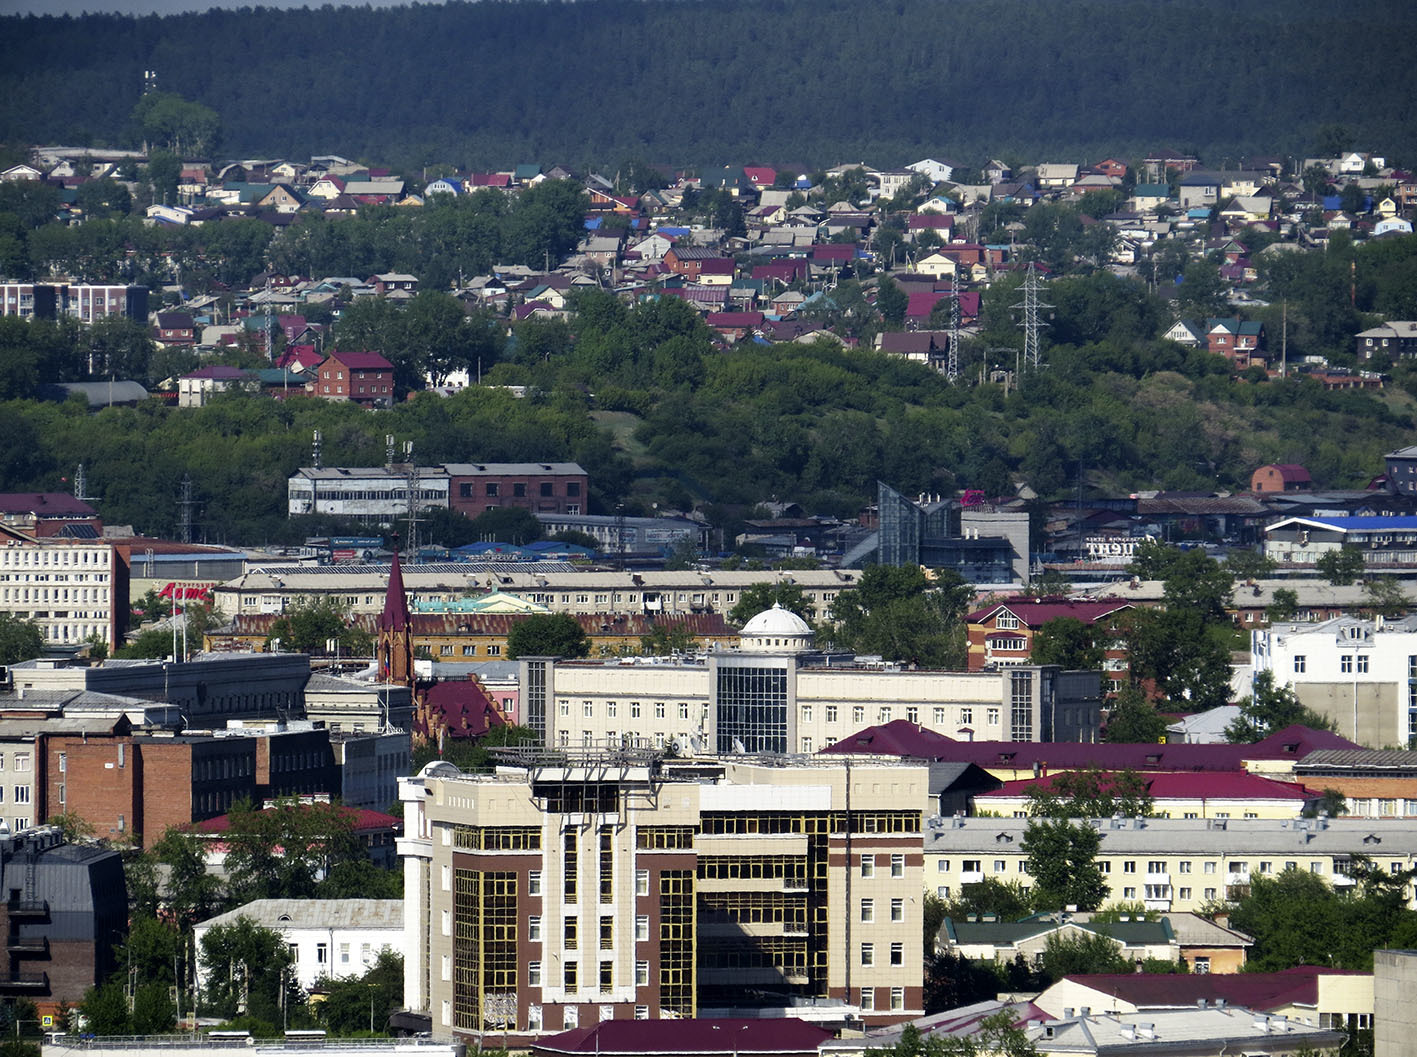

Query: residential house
705;311;762;342
1356;321;1417;360
1130;184;1172;212
153;311;196;345
344;179;404;203
1206;318;1266;368
256;183;303;213
1178;172;1224;210
1250;464;1312;494
877;331;948;371
908;158;957;184
965;597;1133;688
177;365;255;407
368;273;418;296
742;165;777;190
1036;163;1080;189
309;350;396;407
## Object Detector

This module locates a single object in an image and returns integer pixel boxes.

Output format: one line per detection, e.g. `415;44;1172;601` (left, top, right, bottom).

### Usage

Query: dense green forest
3;0;1416;167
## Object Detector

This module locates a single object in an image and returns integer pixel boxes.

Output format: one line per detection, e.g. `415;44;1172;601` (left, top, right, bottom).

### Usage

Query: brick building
399;753;927;1043
444;462;589;519
309;350;396;408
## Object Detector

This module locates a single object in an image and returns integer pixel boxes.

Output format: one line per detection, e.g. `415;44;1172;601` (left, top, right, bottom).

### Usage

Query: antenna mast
404;441;420;557
312;430;322;470
74;464;96;503
1013;262;1052;370
178;474;195;544
947;269;962;383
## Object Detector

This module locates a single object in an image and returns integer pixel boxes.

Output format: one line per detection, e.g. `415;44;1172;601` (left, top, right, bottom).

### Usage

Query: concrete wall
1375;949;1417;1056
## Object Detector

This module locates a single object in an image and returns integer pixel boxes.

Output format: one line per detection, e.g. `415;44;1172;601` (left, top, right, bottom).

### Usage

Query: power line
1012;261;1052;370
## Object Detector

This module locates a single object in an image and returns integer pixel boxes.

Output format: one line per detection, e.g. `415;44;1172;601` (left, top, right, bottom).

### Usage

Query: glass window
860;899;874;922
860;854;875;878
891;898;904;922
891;853;905;877
861;943;874;966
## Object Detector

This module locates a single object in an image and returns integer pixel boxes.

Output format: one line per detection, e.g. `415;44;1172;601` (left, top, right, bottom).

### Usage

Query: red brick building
444;461;589;519
310;349;396;408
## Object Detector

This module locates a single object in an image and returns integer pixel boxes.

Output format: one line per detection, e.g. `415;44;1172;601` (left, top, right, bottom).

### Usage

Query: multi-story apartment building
0;530;122;647
0;282;147;324
399;751;928;1045
926;815;1417;914
519;606;1102;753
1251;615;1417;745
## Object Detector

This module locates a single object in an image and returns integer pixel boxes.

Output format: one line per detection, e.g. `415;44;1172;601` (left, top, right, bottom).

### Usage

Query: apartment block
399;752;928;1044
0;531;122;647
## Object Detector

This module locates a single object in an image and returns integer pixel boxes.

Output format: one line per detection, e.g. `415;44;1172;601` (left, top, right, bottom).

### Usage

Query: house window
635;961;649;986
860;854;875;878
316;943;328;965
636;870;650;896
528;870;542;896
860;988;875;1011
890;987;905;1011
1340;655;1353;674
890;942;904;966
861;943;874;966
891;853;905;878
1193;957;1210;974
861;899;874;922
635;915;649;941
891;898;904;921
528;961;542;987
1358;655;1369;674
528;916;542;942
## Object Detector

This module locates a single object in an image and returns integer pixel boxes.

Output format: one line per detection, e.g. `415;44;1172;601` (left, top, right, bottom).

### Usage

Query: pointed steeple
377;550;414;687
380;549;411;632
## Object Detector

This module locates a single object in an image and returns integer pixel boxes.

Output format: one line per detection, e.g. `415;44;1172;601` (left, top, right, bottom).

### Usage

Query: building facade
0;532;121;647
287;467;451;523
519;608;1101;753
399;753;928;1044
926;815;1417;914
445;463;589;520
1251;616;1417;746
0;282;147;324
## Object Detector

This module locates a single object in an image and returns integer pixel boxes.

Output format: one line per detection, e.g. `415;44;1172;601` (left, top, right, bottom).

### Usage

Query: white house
193;899;402;992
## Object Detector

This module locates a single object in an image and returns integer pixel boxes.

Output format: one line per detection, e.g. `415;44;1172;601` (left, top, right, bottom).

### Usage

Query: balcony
6;936;47;955
4;901;47;919
960;870;985;885
0;972;47;992
1145;872;1171;885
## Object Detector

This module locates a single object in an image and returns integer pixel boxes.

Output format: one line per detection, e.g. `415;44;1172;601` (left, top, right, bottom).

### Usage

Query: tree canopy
505;612;591;659
1021;818;1110;911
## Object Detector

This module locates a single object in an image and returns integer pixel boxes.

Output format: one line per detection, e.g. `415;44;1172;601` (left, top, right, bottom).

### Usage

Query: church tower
377;550;414;687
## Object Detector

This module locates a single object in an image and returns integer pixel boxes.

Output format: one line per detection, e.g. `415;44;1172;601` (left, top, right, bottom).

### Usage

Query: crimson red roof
326;349;394;370
0;493;98;518
195;805;399;834
966;597;1133;627
380;550;411;632
980;770;1314;802
820;720;1357;771
533;1018;832;1057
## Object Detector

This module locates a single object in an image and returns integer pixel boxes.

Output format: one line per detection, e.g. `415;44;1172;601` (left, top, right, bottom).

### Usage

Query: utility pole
178;473;194;545
947;269;962;383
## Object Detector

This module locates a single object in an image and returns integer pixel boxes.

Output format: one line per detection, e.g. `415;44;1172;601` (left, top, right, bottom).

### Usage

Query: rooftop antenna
947;269;962;383
385;434;396;470
311;429;323;471
1013;262;1052;370
404;441;420;557
74;463;97;503
143;69;157;96
178;473;195;545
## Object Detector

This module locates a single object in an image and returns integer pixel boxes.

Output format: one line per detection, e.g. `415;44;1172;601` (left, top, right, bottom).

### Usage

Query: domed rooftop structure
740;602;815;652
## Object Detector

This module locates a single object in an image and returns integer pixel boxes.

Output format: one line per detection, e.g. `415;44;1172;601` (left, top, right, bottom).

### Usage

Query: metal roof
197;898;401;931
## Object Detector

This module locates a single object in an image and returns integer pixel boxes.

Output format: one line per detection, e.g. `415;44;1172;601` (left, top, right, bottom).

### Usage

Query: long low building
213;564;864;624
925;815;1417;913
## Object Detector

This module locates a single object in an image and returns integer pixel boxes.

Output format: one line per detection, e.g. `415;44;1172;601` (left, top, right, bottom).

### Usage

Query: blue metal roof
1284;516;1417;531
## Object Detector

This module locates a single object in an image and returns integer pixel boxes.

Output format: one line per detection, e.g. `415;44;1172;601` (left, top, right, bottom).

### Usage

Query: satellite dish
731;737;746;755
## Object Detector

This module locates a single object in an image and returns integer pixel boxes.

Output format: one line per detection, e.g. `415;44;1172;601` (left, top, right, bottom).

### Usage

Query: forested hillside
3;0;1416;167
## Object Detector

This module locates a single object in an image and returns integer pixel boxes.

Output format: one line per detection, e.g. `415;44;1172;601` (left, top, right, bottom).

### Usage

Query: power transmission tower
1012;262;1052;370
947;269;962;383
178;474;195;544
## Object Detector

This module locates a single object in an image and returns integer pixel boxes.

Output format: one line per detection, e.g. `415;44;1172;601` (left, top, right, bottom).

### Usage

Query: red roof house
532;1018;832;1057
308;349;396;407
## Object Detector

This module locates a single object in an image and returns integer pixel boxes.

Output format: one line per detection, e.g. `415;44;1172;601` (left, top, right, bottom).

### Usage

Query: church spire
377;550;414;687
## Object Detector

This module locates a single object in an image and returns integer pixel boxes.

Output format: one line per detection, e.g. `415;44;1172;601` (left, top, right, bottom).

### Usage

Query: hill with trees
3;0;1417;167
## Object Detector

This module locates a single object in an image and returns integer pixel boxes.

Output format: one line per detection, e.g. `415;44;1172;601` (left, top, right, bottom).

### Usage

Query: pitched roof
0;493;98;518
821;720;1356;770
533;1018;832;1056
966;597;1133;627
380;550;411;632
977;770;1314;803
1048;966;1365;1014
195;805;399;835
326;349;394;370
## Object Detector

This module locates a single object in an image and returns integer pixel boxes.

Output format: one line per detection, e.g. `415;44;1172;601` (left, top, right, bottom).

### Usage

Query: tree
865;1010;1040;1057
198;916;292;1023
1102;684;1169;743
0;614;44;665
1226;670;1335;742
1225;549;1277;579
640;622;695;655
876;276;908;328
1268;587;1300;623
222;799;365;903
1027;765;1153;818
266;599;371;656
1039;930;1131;978
128;91;222;156
1317;546;1366;586
317;950;402;1036
1363;577;1410;619
467;506;542;545
505;613;590;659
828;566;968;668
1022;818;1109;911
727;582;815;626
1029;617;1102;670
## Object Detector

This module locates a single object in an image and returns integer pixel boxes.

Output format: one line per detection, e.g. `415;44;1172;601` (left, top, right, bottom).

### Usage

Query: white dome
740;602;815;652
